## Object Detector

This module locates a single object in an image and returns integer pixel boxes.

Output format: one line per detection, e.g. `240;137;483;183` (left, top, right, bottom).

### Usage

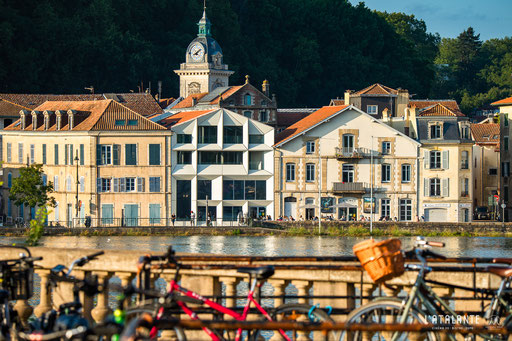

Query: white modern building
156;108;274;225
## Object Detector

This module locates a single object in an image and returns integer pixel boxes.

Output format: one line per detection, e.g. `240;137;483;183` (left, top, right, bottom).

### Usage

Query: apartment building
2;100;171;226
274;105;420;221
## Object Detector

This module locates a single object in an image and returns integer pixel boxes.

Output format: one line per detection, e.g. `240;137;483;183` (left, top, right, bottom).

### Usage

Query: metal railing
332;182;366;193
335;147;380;159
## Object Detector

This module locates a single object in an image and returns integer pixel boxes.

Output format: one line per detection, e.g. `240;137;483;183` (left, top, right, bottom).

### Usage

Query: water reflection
2;235;512;258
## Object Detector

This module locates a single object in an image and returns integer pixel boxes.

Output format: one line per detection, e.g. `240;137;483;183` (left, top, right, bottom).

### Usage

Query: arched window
244;94;252;106
80;176;85;192
7;173;12;188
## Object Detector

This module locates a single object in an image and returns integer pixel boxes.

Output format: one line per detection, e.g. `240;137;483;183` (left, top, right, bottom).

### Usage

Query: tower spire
197;1;211;37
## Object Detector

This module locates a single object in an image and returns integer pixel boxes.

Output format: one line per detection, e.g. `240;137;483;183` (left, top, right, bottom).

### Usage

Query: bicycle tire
252;303;337;341
125;305;187;341
340;299;439;341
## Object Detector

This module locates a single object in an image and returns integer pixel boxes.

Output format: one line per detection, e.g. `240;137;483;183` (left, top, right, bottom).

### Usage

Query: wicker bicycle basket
353;238;404;283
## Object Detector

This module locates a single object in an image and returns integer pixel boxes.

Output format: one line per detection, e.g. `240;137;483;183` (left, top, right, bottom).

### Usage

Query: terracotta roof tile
0;93;162;117
173;93;208;109
471;123;500;144
353;83;398;95
0;99;31;117
158;109;216;128
492;96;512;106
158;97;176;109
417;103;465;117
210;86;242;104
329;99;345;106
275;105;348;146
4;100;166;131
276;111;313;127
409;99;461;112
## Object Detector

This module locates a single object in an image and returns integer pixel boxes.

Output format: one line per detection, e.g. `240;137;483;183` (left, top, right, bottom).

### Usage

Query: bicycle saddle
236;266;275;279
487;266;512;278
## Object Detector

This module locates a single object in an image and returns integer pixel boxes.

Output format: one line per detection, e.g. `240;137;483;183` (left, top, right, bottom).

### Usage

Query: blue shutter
96;145;102;165
42;144;47;164
64;144;68;165
55;144;59;165
113;145;120;165
80;144;84;165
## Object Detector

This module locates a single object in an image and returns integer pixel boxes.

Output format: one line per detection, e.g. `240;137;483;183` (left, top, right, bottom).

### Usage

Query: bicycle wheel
252;303;337;341
341;299;439;341
125;305;186;341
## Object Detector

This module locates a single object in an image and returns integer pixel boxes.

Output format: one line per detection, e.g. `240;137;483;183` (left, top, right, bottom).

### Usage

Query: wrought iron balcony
332;182;366;193
335;147;379;159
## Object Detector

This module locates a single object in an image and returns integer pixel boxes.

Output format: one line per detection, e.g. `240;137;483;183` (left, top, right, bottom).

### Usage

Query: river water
2;235;512;258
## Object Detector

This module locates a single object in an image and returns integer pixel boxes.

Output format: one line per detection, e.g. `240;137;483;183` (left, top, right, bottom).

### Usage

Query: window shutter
137;177;145;192
55;144;59;165
97;178;101;192
442;150;449;169
96;145;102;165
424;150;429;169
120;178;126;192
442;178;449;197
70;144;73;164
424;178;429;197
113;178;119;192
80;144;84;165
65;144;68;165
113;144;120;165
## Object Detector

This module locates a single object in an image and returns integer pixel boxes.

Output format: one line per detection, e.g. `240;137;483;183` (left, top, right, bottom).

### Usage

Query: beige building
471;121;500;218
274;105;420;221
415;104;473;222
2;100;171;227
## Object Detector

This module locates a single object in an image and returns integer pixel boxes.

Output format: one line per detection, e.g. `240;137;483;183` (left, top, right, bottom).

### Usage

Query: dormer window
460;124;470;139
429;124;442;139
244;94;252;106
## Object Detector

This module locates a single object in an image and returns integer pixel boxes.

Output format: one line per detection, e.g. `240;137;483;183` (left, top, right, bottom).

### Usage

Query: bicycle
131;246;335;340
343;237;512;341
0;245;42;340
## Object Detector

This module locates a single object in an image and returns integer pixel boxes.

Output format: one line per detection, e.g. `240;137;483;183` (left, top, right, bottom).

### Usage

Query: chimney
404;108;410;136
19;110;30;130
67;110;76;130
344;90;353;106
272;93;277;106
382;108;389;121
262;79;270;97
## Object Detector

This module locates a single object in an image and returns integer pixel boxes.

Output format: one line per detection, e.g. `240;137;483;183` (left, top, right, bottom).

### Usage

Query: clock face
190;43;205;62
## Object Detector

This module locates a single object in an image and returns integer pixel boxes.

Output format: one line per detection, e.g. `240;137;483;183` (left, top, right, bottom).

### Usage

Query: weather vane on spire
203;0;206;11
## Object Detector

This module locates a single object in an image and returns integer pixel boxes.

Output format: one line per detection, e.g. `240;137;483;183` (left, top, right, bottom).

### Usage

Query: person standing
190;211;195;226
171;214;176;227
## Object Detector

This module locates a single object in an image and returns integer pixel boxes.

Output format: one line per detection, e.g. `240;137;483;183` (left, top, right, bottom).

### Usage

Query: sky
349;0;512;41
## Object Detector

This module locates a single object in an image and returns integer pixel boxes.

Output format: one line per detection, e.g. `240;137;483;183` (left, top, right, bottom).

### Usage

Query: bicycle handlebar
66;251;104;276
138;246;177;268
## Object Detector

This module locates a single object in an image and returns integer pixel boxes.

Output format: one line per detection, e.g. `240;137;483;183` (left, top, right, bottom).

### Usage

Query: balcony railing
335;147;380;159
332;182;366;193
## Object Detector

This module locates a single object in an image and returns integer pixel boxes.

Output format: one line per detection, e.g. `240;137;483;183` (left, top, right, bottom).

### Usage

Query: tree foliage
9;164;56;209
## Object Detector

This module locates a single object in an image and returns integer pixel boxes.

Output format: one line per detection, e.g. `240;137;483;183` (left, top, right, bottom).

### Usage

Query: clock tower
174;8;234;98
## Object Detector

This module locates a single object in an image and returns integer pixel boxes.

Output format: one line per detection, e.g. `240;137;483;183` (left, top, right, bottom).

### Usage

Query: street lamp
75;152;79;226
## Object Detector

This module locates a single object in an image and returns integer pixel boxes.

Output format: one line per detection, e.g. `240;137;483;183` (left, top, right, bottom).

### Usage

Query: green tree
9;164;56;211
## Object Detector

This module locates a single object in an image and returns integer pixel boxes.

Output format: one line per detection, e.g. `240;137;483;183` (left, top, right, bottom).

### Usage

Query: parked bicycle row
2;238;512;341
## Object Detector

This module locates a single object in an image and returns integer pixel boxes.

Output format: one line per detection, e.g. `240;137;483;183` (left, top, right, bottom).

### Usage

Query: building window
222;180;266;200
115;119;126;126
123;177;135;192
249;134;264;144
401;164;411;183
7;173;12;188
149;204;161;224
18;143;23;164
505;136;509;152
224;126;243;144
128;120;137;126
489;168;498;175
197;180;212;199
125;144;137;165
381;164;391;183
100;145;112;165
98;178;112;192
461;178;469;197
198;126;217;144
198;151;242;165
54;144;59;165
429;178;441;197
382;141;391;155
502;162;510;177
367;105;378;115
259;110;268;122
54;176;59;192
149;144;161;165
381;198;390;219
79;176;85;192
430;151;441;169
244;94;252;106
243;111;252;119
286;163;295;182
223;206;243;221
342;134;354;154
461;151;469;169
306;163;315;182
149;177;161;192
505;186;509;202
461;125;470;139
505;114;509;127
42;144;46;164
6;143;11;163
101;204;114;225
399;199;412;221
64;144;74;165
306;141;315;154
430;124;442;139
177;151;192;164
342;164;354;183
66;176;72;192
177;134;192;144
